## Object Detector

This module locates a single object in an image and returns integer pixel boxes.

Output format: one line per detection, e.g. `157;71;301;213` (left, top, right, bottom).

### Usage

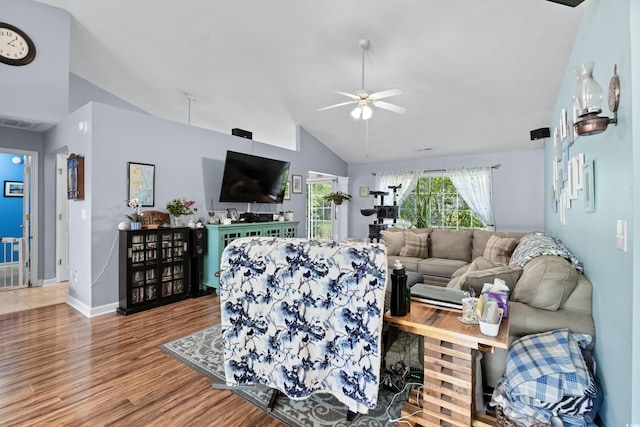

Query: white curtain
448;167;495;231
374;170;421;205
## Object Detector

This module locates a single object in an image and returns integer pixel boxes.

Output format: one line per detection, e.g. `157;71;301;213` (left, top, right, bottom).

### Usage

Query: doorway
305;173;349;241
0;149;38;289
306;176;334;240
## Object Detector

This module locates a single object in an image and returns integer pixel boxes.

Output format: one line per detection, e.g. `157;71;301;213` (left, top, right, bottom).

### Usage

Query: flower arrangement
126;198;144;222
166;198;198;217
323;191;352;205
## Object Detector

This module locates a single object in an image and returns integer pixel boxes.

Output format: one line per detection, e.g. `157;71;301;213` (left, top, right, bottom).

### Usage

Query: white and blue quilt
219;237;388;414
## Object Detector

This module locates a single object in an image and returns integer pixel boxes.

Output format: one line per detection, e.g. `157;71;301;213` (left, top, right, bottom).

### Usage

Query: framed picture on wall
128;162;155;206
3;181;23;197
292;175;303;194
583;160;595;212
284;182;291;200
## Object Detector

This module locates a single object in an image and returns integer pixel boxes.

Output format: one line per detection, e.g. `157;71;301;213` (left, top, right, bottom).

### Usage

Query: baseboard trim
42;278;59;286
66;295;118;318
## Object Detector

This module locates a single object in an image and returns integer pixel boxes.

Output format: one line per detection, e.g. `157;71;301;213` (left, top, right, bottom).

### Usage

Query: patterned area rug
160;324;411;426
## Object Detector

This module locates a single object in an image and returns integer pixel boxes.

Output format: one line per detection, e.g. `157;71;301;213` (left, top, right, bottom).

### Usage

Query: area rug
160;324;412;426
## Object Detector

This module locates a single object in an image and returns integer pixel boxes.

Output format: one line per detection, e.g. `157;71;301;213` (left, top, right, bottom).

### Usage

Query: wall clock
0;22;36;66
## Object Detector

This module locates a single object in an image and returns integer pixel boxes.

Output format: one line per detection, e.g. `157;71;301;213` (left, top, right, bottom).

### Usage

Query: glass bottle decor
573;62;603;117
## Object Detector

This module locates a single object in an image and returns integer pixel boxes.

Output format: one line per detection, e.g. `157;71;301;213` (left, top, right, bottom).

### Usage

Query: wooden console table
384;303;509;427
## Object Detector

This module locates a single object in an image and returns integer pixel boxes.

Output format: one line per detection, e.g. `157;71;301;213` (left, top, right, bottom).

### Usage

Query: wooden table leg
401;336;475;427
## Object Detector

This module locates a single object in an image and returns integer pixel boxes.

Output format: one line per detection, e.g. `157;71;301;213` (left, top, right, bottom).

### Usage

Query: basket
495;406;551;427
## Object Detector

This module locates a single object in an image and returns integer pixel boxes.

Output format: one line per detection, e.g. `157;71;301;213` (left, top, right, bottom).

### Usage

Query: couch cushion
430;229;472;262
387;255;420;272
399;231;429;258
417;258;469;279
380;229;405;256
512;255;578;311
483;235;519;265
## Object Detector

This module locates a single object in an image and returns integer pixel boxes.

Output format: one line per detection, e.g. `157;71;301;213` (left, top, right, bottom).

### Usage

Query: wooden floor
0;282;69;315
0;295;286;427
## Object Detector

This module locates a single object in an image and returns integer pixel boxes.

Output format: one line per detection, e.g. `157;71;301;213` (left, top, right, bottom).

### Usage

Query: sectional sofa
380;227;596;388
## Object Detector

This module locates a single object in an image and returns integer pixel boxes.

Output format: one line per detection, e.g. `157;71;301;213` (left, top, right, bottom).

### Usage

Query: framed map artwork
128;162;155;206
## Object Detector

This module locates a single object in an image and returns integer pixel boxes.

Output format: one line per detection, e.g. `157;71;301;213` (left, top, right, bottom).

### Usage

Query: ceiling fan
318;38;406;120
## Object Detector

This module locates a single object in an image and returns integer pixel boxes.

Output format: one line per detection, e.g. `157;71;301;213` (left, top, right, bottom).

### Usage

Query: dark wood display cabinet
118;228;191;315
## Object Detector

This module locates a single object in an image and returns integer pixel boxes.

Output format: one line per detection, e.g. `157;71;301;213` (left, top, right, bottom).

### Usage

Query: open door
56;154;69;282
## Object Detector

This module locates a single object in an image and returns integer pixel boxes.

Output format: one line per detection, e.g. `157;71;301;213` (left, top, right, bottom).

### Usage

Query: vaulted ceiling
37;0;584;164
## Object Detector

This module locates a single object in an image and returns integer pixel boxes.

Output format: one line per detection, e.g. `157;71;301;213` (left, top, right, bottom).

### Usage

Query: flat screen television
219;151;290;204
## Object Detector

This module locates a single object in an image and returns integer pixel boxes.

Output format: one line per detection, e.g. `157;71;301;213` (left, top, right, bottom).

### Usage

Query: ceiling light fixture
573;63;619;136
318;38;405;120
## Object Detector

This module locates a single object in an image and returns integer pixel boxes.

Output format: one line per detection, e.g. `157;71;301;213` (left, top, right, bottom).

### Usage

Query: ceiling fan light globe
351;107;362;120
362;105;373;120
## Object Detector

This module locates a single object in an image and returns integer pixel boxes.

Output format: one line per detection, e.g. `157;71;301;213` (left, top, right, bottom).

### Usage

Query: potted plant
323;191;352;205
166;198;197;227
126;198;144;230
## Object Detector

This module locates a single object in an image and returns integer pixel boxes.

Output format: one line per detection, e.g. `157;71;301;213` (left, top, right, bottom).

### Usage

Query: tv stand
202;221;298;293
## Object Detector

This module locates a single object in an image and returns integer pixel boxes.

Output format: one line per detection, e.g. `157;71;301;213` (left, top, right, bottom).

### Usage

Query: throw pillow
483;235;519;265
380;229;404;256
512;255;578;311
399;231;428;258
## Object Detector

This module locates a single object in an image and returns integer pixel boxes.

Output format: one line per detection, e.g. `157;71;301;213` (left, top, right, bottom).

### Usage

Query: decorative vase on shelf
171;216;184;227
130;222;142;231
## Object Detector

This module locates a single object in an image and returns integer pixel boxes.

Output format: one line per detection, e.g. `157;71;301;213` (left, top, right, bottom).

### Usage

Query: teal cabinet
203;221;298;292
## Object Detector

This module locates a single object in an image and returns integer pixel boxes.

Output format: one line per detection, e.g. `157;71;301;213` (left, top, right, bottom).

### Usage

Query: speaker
530;127;551;141
189;228;208;297
190;228;207;257
232;128;253;139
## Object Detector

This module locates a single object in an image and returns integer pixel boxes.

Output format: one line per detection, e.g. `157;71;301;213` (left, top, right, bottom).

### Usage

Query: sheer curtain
448;167;495;231
373;170;421;205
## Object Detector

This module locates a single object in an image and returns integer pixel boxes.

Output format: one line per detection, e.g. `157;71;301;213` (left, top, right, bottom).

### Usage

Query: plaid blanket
504;329;594;425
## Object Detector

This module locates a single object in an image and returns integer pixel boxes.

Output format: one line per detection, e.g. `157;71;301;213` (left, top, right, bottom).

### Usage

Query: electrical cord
69;228;119;297
384;381;425;425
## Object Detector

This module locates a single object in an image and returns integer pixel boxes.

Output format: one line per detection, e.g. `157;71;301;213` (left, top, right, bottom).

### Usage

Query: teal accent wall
545;0;637;424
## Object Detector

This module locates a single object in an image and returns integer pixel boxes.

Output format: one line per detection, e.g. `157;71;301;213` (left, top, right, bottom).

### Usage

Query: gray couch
381;227;596;388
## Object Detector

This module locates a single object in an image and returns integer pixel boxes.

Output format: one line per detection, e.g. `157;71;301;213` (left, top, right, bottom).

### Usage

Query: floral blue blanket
219;237;388;413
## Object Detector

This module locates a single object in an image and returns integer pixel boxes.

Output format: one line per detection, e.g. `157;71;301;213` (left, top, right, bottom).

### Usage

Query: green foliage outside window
398;176;484;230
308;181;333;239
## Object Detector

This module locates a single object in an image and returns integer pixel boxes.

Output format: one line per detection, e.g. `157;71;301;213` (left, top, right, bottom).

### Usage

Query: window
306;180;333;240
398;176;485;230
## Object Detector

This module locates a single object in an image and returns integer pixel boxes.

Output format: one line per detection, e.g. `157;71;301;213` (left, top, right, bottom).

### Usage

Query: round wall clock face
0;22;36;66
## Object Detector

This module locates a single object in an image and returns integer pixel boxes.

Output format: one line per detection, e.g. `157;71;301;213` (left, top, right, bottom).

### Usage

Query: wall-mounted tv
219;151;290;204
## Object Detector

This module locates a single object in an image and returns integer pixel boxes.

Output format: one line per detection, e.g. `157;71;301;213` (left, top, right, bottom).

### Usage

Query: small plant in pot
323;191;352;205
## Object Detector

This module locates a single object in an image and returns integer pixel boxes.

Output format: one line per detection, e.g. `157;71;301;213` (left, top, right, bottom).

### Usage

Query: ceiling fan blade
369;88;403;100
373;100;407;114
333;90;359;99
317;100;356;111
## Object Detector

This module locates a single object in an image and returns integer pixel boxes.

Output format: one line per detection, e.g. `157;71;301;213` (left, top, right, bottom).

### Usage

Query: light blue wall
44;101;347;309
347;149;545;239
545;0;636;424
